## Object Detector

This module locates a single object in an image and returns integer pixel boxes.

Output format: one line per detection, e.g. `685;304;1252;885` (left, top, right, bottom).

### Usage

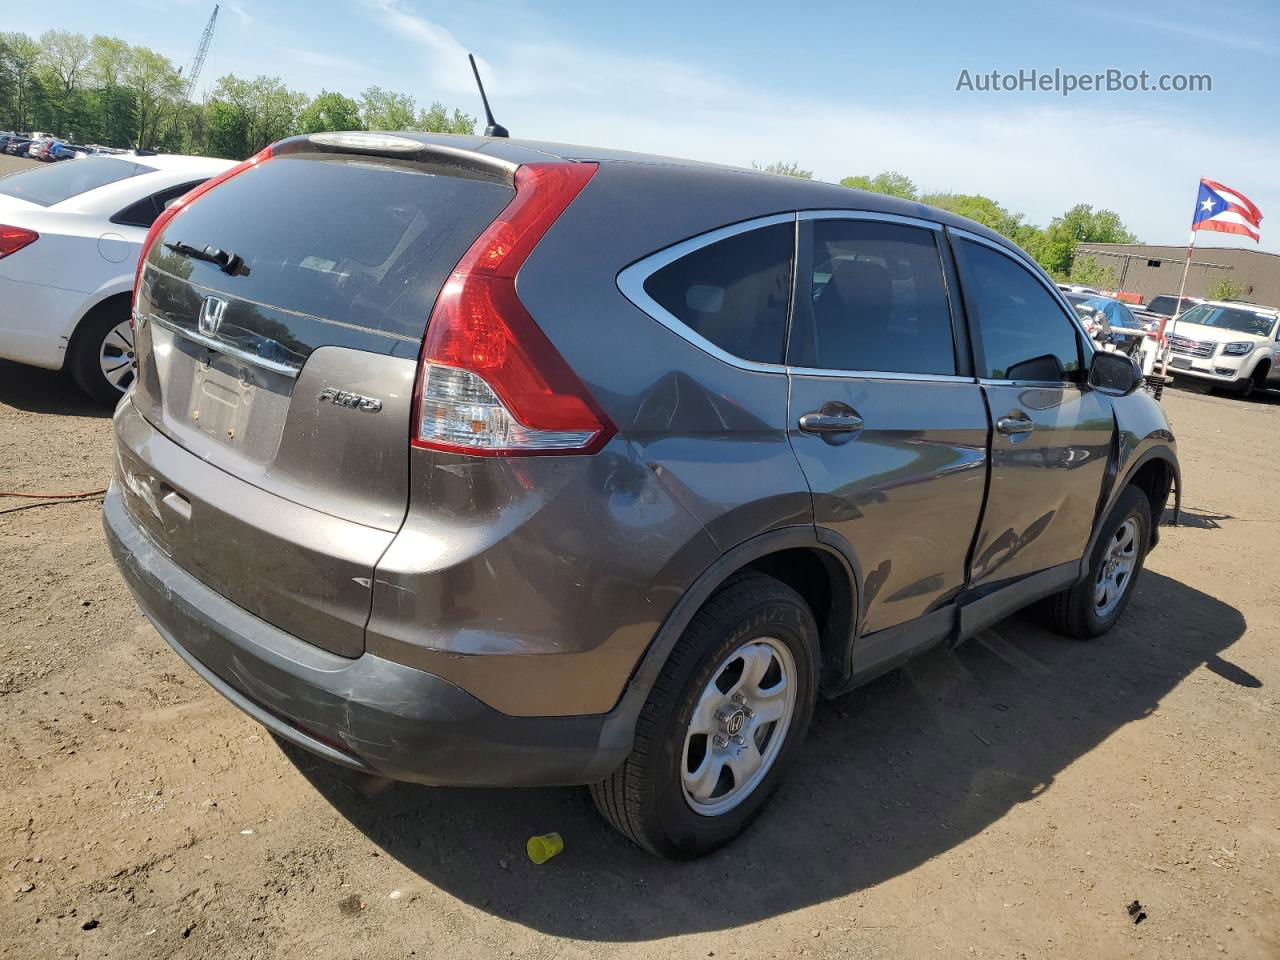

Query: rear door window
954;238;1083;382
790;218;958;375
641;222;794;364
0;157;155;206
147;153;515;343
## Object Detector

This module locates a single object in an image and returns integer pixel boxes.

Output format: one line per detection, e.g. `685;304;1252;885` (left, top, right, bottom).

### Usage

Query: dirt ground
1;357;1277;960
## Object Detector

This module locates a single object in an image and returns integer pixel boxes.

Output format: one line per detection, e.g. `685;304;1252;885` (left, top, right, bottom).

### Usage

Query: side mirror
1088;350;1142;396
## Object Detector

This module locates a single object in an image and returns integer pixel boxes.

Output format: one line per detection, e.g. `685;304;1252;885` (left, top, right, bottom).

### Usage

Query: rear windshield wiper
163;240;248;276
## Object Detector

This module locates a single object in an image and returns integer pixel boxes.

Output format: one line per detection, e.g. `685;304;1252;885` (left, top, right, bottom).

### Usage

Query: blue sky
12;0;1280;251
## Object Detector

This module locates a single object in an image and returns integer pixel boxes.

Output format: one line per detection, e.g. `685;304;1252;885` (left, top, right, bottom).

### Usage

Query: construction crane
182;5;219;101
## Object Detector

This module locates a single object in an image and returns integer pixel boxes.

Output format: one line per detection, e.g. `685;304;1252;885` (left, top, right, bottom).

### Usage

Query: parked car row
0;132;131;162
1062;291;1170;380
1054;285;1278;397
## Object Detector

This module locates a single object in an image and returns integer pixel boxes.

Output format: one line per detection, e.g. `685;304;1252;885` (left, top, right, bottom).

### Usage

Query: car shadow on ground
1166;381;1280;406
1170;507;1232;530
281;570;1245;942
0;359;113;417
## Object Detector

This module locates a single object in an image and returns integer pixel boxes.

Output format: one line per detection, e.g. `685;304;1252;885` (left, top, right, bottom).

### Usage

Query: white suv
1165;300;1280;398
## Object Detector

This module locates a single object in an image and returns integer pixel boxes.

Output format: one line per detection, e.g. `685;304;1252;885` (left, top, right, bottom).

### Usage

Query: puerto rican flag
1192;179;1263;242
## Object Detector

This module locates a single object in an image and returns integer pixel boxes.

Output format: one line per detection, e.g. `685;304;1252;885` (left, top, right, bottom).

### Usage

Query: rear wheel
67;300;135;406
1043;485;1151;640
591;573;819;859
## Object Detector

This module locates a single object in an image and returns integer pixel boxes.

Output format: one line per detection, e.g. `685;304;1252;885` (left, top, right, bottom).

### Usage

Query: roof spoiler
272;132;519;185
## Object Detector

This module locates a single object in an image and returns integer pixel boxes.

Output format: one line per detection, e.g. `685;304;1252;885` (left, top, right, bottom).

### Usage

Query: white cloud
286;48;366;72
1071;5;1279;55
226;2;252;25
357;0;478;94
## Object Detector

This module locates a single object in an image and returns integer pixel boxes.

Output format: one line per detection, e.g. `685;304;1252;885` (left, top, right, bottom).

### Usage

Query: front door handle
996;415;1035;436
799;411;865;434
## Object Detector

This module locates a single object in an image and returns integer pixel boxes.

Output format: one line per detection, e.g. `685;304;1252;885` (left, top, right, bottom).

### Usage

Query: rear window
149;153;514;342
0;156;154;206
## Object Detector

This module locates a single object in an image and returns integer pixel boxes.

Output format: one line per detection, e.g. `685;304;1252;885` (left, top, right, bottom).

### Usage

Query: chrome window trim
144;312;302;378
618;209;974;383
798;208;944;232
948;226;1097;385
976;377;1086;389
616;212;796;374
784;368;976;384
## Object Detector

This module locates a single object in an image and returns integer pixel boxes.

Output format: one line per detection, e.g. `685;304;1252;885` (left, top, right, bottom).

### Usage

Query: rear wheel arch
617;529;858;721
1129;456;1177;529
1076;445;1179;581
66;291;133;360
741;547;855;691
65;292;135;404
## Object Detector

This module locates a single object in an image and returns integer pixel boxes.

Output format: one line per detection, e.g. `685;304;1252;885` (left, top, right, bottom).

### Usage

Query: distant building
1073;243;1280;307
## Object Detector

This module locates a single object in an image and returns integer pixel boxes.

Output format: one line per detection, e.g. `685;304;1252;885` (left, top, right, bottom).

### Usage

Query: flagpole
1159;228;1197;380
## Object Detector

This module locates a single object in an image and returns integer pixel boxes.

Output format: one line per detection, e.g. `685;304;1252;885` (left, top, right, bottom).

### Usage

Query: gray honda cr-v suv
106;131;1179;859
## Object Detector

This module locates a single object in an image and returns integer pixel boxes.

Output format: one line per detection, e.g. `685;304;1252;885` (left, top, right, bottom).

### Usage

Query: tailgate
126;145;515;655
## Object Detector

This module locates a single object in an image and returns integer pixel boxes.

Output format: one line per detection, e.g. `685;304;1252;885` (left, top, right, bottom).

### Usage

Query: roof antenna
468;53;509;138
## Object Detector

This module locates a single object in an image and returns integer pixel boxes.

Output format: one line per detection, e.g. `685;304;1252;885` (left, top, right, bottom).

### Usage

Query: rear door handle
996;416;1035;436
799;412;865;434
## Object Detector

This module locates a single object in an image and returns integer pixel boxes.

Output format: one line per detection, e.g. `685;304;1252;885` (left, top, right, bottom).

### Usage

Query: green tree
0;32;43;131
359;85;416;130
124;45;184;148
86;35;135;147
918;192;1028;239
1209;276;1244;302
754;160;813;179
40;30;90;99
206;74;307;158
35;31;89;138
839;171;918;199
1031;204;1136;279
297;90;363;134
415;100;475;134
1068;255;1120;291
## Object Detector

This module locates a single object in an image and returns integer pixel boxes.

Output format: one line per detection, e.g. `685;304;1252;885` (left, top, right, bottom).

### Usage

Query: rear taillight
0;225;37;259
131;144;274;326
412;162;615;457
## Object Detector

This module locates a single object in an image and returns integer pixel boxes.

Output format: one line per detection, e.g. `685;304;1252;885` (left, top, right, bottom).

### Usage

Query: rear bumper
104;487;633;787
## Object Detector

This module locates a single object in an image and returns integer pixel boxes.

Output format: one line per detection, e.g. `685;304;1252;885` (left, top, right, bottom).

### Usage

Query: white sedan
0;153;235;403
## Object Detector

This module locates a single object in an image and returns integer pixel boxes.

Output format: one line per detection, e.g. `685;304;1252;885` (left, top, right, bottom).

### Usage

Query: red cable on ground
0;490;108;499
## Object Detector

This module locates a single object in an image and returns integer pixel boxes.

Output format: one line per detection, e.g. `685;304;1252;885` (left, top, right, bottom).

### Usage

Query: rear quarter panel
518;162;815;549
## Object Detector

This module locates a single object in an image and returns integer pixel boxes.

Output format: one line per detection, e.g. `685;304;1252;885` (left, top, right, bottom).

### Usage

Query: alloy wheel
1095;517;1139;617
99;319;136;393
681;637;797;816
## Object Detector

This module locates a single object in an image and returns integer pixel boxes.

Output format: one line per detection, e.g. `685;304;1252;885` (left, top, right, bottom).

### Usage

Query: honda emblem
197;295;227;337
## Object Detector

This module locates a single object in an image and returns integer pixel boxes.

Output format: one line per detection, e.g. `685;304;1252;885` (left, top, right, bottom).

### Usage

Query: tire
1043;485;1151;640
1236;376;1255;399
590;573;819;859
67;299;136;406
